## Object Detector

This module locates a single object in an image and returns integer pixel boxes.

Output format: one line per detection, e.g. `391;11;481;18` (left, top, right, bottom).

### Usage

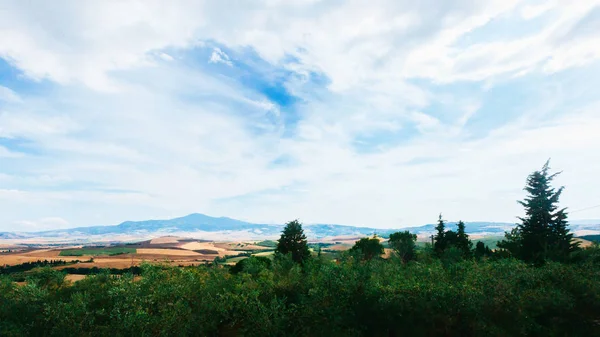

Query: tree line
274;160;583;266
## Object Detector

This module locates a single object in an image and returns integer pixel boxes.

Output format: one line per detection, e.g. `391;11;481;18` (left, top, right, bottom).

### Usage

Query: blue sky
1;0;600;231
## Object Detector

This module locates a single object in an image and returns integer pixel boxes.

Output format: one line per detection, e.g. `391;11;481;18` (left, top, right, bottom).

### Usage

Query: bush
1;258;599;336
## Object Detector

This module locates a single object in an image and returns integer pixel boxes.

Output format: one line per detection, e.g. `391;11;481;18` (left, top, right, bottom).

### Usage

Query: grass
225;256;248;264
59;247;136;257
255;240;278;248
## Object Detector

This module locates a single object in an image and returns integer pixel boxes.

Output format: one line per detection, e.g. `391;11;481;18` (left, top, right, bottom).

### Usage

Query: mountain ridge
2;213;598;241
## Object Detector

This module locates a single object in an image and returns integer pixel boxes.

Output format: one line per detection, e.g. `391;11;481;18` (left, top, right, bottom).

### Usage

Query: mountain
0;232;30;240
1;213;598;242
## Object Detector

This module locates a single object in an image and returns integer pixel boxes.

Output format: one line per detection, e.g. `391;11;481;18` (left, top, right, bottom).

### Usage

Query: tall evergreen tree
474;241;486;259
433;214;447;256
498;160;578;264
455;221;473;258
276;219;311;264
549;207;579;261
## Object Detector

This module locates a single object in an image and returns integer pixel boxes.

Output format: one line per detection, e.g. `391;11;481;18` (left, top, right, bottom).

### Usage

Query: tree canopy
388;231;417;263
276;219;311;264
350;236;385;261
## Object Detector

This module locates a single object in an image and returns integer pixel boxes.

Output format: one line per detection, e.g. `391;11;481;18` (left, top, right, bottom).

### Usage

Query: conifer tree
498;160;578;264
455;221;473;258
549;207;579;261
276;219;311;264
433;214;447;256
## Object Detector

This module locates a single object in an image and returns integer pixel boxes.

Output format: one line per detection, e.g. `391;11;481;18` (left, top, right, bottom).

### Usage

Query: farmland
0;236;285;273
59;247;136;256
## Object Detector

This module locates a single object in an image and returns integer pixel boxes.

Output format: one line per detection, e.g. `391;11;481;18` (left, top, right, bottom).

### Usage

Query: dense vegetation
1;161;599;336
580;234;600;243
0;260;73;275
1;248;599;336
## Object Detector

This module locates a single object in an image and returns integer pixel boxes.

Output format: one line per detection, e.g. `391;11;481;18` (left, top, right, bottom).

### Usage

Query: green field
59;247;136;256
224;256;248;264
255;240;278;248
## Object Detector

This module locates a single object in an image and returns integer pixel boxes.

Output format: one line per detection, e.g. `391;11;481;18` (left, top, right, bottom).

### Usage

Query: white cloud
0;1;600;230
209;47;233;66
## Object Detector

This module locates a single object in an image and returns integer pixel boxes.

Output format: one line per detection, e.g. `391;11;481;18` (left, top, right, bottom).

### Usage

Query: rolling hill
1;213;598;242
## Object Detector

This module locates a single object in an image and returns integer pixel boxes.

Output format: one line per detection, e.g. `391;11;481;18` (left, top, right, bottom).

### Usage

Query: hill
0;213;598;243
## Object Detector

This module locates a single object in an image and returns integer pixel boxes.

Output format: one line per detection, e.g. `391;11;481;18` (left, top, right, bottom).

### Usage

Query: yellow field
149;236;183;244
136;248;201;256
178;241;222;251
65;274;86;282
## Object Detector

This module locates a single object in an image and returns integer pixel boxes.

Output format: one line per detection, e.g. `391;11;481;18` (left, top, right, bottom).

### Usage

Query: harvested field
179;241;223;251
65;274;86;282
136;248;201;256
20;249;63;257
150;236;183;244
574;238;594;248
326;244;352;251
213;242;267;251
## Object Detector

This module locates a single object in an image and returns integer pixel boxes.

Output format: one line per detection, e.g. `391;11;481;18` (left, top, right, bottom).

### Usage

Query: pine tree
474;241;492;259
500;160;578;264
549;207;579;261
455;221;473;258
276;219;311;264
433;214;447;256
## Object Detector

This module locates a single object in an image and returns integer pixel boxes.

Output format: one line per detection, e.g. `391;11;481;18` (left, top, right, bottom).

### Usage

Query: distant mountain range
1;213;599;242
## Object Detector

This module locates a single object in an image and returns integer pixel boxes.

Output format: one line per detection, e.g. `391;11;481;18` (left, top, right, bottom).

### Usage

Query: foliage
350;236;385;261
433;215;473;259
498;160;579;264
455;220;473;258
388;231;417;263
0;260;72;275
433;213;447;256
275;220;311;264
1;257;599;336
59;247;136;257
230;256;272;275
474;241;493;259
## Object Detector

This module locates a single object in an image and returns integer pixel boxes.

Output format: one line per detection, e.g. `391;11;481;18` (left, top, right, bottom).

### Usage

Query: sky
1;0;600;231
